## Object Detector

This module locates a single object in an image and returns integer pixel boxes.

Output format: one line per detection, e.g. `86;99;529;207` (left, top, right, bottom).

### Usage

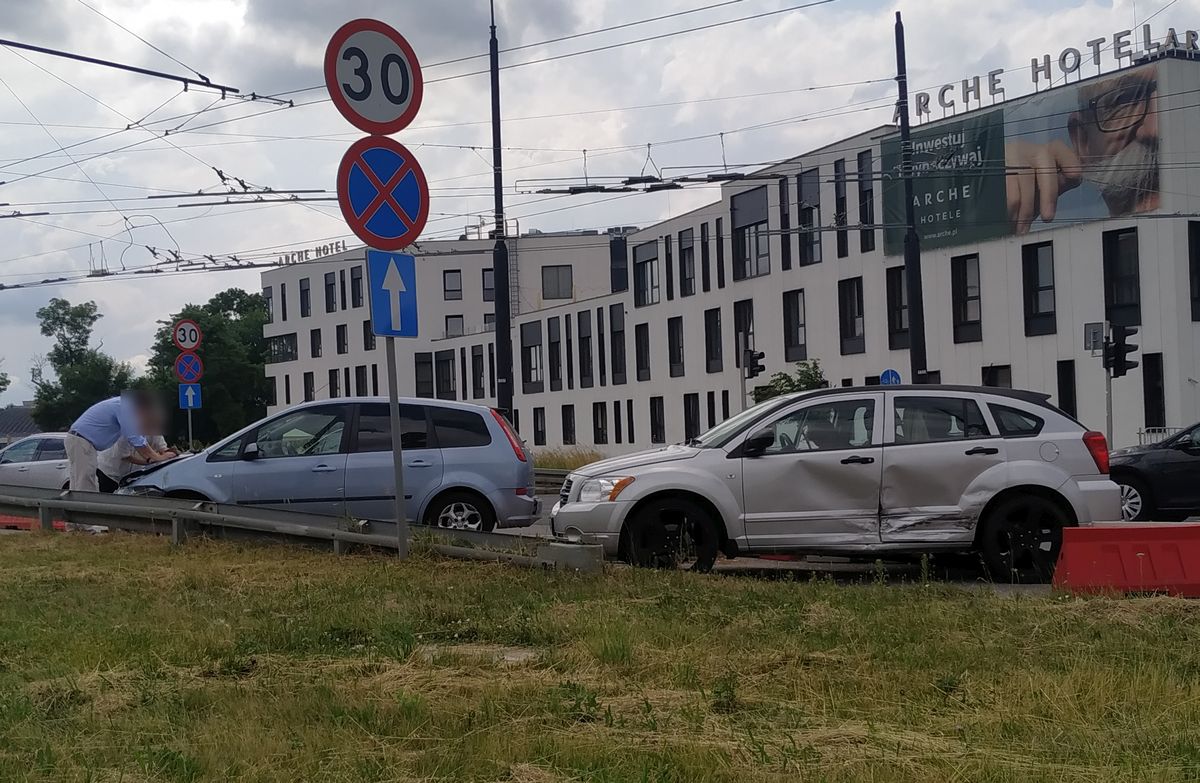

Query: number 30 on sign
324;18;424;135
172;319;203;351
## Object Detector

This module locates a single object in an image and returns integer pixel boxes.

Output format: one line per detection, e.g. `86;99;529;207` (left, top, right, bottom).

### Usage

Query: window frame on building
731;186;770;281
951;253;982;344
632;241;660;307
678;228;696;296
783;288;807;363
299;278;311;318
704;307;723;374
833;158;848;258
798;167;822;266
838;277;865;355
1022;241;1056;337
443;269;463;301
542;264;573;300
668;315;685;378
1103;227;1141;326
857;149;876;253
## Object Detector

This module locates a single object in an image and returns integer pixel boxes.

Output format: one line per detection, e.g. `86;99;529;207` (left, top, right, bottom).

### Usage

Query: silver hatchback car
118;397;538;530
552;386;1119;581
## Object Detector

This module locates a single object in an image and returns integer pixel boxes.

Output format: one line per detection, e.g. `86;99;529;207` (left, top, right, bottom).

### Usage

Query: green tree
145;288;269;444
30;298;134;430
752;359;828;404
0;359;9;396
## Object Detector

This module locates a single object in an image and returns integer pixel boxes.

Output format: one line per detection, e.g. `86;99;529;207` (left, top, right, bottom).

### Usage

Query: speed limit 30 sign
172;319;203;352
324;18;424;135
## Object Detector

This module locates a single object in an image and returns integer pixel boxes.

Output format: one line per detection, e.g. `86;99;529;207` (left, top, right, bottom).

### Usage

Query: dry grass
532;447;607;471
1;533;1199;782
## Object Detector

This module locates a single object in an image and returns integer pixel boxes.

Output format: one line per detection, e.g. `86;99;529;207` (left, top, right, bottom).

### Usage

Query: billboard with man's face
882;63;1160;255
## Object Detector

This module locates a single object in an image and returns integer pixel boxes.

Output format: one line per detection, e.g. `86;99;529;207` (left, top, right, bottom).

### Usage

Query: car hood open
119;453;197;486
570;444;700;478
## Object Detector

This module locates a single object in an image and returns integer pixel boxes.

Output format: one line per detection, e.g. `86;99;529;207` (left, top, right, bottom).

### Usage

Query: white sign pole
385;335;408;558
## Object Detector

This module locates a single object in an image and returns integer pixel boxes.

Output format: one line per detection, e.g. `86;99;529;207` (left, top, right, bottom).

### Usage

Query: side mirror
242;442;260;460
741;429;775;457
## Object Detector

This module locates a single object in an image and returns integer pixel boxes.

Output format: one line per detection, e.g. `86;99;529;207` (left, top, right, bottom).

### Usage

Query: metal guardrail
1137;427;1185;445
0;484;602;573
533;468;570;495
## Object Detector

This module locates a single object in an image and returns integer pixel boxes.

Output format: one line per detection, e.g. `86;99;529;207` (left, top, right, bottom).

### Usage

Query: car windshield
689;394;800;449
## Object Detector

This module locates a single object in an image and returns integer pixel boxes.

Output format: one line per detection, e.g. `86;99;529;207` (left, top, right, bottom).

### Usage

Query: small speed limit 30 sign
172;319;203;352
324;18;423;135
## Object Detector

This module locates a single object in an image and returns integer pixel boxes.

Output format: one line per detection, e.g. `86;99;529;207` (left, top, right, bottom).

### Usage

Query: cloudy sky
0;0;1192;404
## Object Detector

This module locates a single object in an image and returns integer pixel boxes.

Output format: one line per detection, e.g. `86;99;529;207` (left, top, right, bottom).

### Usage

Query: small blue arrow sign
367;250;418;337
880;368;902;386
178;383;202;410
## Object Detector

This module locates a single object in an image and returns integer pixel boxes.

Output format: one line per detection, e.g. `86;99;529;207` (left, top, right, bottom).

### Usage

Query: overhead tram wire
74;0;209;82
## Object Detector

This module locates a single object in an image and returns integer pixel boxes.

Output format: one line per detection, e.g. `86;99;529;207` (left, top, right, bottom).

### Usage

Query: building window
706;391;716;429
336;324;348;355
613;401;623;444
578;310;593;388
667;316;685;378
1022;242;1056;337
362;320;376;351
592;402;608;445
434;349;456;400
542;265;573;300
310;328;322;359
595;307;607;387
350;266;364;308
683;393;700;441
267;376;277;407
650;396;665;444
733;299;754;365
484;312;496;332
838;277;865;355
284;375;291;405
565;317;574;390
263;285;274;325
265;333;298;364
715;217;726;288
700;223;712;293
1190;223;1200;321
459;349;467;401
471;345;485;399
445;315;464;338
488;343;496;397
562;405;576;445
1057;360;1077;418
520;321;544;394
982;365;1012;388
885;266;909;350
533;407;546;447
704;307;723;373
722;390;729;420
324;272;337;313
833;158;848;258
482;268;495;302
371;365;379;395
633;241;660;307
610;303;627;385
951;254;982;344
1103;227;1141;326
678;228;696;296
635;322;650;381
664;235;674;301
732;186;770;280
779;177;792;271
355;365;368;396
548;317;562;391
627;399;635;443
328;368;340;398
443;269;463;300
344;367;351;399
798;168;822;266
280;283;288;322
339;269;347;310
414;354;434;398
610;236;629;293
857;150;875;253
1143;353;1165;429
782;289;807;362
299;278;311;318
303;372;315;402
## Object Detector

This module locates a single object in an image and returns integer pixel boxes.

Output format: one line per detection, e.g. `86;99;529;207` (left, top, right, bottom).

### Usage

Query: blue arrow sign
367;250;418;337
178;383;202;410
880;368;902;386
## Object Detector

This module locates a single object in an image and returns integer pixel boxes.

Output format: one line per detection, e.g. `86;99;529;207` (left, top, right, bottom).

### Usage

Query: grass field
1;534;1199;782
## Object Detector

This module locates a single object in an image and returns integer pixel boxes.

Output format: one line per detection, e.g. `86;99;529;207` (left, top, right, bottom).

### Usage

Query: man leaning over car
65;391;173;492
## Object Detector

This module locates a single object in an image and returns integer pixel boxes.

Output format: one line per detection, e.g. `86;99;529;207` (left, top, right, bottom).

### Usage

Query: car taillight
490;409;528;462
1083;431;1109;474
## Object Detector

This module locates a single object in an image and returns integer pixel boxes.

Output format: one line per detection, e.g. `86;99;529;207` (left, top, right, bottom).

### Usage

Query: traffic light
1103;324;1140;378
744;350;766;379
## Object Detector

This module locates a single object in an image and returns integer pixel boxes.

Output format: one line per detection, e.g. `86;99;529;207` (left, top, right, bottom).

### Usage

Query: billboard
882;63;1160;255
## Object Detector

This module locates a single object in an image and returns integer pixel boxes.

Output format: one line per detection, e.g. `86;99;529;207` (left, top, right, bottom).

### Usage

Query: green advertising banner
881;111;1008;255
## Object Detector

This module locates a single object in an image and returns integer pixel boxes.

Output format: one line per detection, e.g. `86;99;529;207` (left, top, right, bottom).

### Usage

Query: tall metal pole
739;334;750;413
385;336;408;558
186;408;193;451
490;0;514;418
895;12;930;384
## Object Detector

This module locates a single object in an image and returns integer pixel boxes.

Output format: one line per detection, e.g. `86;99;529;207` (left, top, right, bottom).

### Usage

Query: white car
551;386;1120;582
0;433;69;490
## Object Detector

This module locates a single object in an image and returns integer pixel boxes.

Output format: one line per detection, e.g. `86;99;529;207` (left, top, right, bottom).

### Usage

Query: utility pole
489;0;514;419
894;11;930;384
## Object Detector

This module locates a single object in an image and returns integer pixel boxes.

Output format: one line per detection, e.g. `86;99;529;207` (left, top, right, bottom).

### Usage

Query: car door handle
406;460;433;468
841;455;875;465
16;466;29;472
56;465;67;470
311;465;338;473
965;446;1000;456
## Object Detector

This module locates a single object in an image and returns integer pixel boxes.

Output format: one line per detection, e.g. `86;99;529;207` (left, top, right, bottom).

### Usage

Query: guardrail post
333;538;346;555
37;503;54;532
171;516;187;546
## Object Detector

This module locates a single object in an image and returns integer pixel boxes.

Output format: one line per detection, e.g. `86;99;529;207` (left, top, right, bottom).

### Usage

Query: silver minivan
551;386;1119;581
119;397;538;530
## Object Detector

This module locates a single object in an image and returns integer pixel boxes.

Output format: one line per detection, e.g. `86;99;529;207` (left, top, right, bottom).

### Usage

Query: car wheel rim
1119;484;1143;520
994;504;1060;579
437;501;483;531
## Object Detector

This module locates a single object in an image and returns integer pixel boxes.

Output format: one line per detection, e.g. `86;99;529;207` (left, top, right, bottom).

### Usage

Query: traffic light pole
489;0;514;420
1106;366;1114;446
895;12;930;384
740;335;749;413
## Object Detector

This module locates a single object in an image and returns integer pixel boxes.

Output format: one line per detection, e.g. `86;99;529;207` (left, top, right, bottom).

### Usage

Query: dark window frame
668;316;685;378
798;168;822;266
635;322;651;382
838;277;865;355
885;265;910;350
783;288;807;362
542;264;573;300
678;228;696;296
857;149;876;253
951;254;982;344
704;307;723;374
1022;242;1057;337
443;269;463;301
834;158;848;258
1103;227;1141;326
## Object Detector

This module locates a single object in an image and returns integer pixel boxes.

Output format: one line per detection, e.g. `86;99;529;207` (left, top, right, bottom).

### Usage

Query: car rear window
354;404;428;452
989;404;1044;437
894;397;990;444
36;439;66;461
432;407;492;448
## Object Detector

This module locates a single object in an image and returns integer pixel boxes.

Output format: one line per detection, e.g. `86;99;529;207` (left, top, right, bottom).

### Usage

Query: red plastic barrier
1054;522;1200;597
0;515;65;532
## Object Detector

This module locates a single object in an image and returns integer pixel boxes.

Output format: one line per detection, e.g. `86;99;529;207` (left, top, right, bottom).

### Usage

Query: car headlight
115;484;164;497
577;476;635;503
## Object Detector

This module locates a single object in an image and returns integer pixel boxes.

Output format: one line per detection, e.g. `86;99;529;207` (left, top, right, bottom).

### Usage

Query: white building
263;50;1200;452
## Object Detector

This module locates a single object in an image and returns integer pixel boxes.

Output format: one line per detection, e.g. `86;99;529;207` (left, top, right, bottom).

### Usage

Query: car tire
621;496;721;573
977;495;1069;584
1117;477;1153;522
424;490;497;533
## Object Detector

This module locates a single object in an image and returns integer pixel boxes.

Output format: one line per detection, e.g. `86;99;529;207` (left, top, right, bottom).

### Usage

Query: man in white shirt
96;434;175;493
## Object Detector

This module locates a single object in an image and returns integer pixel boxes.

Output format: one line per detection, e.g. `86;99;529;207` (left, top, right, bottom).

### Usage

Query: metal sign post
172;320;204;452
384;336;407;557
